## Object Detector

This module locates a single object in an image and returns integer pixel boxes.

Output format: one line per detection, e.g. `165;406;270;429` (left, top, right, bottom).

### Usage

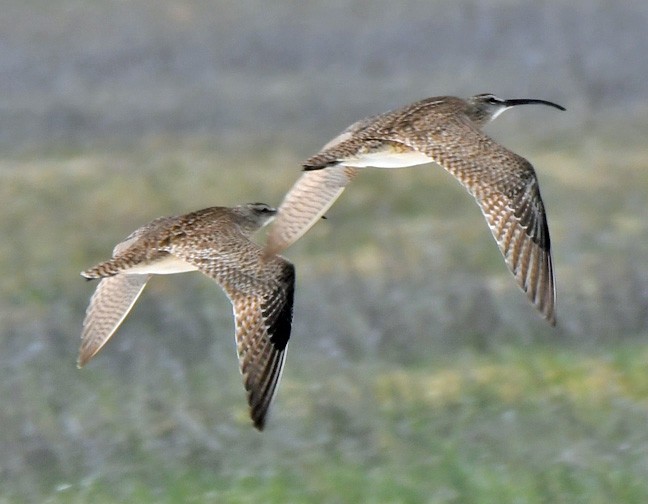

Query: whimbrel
79;203;295;430
266;93;565;325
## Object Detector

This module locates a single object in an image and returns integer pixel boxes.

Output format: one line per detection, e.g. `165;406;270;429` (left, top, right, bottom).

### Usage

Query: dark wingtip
267;264;295;352
252;416;265;431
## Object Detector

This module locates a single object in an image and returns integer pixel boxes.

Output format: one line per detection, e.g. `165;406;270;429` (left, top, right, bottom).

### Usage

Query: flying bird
266;93;565;325
79;203;295;430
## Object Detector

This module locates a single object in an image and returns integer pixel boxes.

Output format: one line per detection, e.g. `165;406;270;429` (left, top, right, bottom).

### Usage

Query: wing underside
78;274;150;367
265;165;358;255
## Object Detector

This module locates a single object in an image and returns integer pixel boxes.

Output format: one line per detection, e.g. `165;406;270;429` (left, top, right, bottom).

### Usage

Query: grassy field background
2;1;648;502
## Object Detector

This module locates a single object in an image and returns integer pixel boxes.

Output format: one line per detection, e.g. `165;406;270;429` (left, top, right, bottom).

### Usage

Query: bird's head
467;93;565;125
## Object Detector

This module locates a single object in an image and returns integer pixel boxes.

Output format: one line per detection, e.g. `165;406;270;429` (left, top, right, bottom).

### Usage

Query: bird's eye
249;203;271;213
487;96;499;104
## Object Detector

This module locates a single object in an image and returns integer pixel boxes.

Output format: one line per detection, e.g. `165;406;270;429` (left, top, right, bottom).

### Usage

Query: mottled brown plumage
266;93;564;324
80;203;294;430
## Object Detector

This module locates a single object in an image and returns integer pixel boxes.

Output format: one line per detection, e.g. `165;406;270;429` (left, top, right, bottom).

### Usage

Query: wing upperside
380;116;556;324
230;260;295;430
173;238;295;430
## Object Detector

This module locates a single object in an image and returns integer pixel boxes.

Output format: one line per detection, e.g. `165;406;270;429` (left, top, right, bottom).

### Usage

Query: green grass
7;344;647;503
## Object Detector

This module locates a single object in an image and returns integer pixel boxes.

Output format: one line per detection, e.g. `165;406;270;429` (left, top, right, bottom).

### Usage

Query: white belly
125;255;198;275
343;150;432;168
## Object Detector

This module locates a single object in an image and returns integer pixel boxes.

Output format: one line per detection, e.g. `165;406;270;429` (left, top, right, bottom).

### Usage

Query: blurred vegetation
3;0;648;155
2;0;648;502
2;140;648;502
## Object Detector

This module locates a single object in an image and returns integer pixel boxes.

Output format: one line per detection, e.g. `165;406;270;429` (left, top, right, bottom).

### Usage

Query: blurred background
2;0;648;502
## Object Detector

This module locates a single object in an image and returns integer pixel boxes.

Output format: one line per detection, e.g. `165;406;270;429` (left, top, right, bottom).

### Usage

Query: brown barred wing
385;116;556;324
171;241;295;430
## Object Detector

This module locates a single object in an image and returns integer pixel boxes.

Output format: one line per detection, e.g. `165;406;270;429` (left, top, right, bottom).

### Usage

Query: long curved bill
503;98;566;111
